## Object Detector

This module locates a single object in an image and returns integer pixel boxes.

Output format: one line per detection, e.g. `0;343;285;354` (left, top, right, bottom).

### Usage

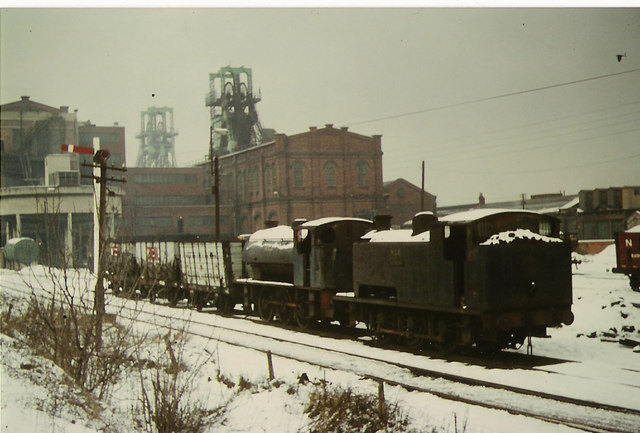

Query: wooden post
377;379;386;419
266;350;275;380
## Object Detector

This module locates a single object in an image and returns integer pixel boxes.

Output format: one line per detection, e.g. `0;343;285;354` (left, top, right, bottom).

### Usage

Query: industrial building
0;96;124;267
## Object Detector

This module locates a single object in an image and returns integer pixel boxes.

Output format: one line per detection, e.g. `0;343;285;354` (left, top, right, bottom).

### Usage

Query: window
134;195;211;206
138;216;173;227
271;163;277;192
324;161;337;188
293;161;305;188
133;173;198;184
583;222;595;239
539;221;552;236
264;165;271;193
597;221;609;239
356;161;369;188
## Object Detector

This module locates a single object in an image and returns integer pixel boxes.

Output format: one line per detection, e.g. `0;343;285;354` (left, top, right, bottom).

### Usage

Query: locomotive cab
293;217;374;290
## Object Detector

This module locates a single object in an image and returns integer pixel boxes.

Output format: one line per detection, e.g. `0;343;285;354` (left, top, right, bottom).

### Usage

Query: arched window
271;163;277;193
293;161;305;188
238;169;245;200
324;161;337;188
264;164;271;193
356;161;369;188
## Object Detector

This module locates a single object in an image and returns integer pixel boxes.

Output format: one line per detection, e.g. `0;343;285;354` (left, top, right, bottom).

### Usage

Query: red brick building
382;178;436;227
120;167;215;238
217;124;385;236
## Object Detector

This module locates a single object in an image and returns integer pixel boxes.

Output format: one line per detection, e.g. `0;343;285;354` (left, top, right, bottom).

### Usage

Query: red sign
61;144;94;155
147;247;159;261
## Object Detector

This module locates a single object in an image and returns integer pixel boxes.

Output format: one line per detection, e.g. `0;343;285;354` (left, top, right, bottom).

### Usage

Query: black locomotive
106;209;574;352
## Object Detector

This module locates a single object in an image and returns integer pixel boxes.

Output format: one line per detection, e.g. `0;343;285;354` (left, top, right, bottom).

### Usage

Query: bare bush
304;382;410;433
134;330;226;433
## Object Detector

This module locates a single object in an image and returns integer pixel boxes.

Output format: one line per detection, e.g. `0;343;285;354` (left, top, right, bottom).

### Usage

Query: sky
1;6;639;206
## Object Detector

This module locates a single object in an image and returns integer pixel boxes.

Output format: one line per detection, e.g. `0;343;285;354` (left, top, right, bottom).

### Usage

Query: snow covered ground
1;245;638;432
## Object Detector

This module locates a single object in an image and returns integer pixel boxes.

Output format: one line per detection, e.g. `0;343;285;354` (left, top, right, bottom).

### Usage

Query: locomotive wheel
277;290;294;325
401;314;426;350
371;310;397;345
258;290;276;322
434;318;457;354
294;292;312;329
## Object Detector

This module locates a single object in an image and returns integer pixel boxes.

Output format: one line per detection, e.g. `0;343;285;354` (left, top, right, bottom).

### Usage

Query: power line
430;150;640;175
347;68;640;127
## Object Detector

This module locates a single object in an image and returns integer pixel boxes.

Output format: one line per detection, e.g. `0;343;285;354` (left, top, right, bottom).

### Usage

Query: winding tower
205;66;263;156
136;107;178;167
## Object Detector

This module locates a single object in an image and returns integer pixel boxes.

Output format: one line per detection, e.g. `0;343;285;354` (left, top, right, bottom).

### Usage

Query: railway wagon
612;226;640;292
178;240;244;310
341;209;574;351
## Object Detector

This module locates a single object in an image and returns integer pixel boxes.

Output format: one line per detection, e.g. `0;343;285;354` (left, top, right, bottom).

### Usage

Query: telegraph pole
77;147;126;349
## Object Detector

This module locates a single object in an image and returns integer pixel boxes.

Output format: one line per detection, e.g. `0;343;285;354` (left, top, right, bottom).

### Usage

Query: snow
480;229;563;245
2;245;639;432
247;225;294;241
363;229;431;243
440;208;538;223
300;216;372;227
627;224;640;233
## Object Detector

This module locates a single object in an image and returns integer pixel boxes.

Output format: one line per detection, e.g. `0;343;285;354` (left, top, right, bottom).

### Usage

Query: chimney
478;193;486;206
59;106;69;113
341;126;349;132
309;126;317;133
374;214;392;231
21;96;30;102
325;123;333;129
412;211;437;235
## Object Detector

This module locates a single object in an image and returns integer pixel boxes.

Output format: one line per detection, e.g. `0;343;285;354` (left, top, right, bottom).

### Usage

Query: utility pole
420;161;425;212
80;148;126;350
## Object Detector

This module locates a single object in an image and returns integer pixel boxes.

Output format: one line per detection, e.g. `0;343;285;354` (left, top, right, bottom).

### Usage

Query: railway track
2;282;639;432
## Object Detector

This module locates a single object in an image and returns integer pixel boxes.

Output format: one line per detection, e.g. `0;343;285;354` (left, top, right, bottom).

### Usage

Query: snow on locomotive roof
440;208;541;223
363;229;430;243
480;229;563;245
627;224;640;233
301;217;373;228
248;225;293;241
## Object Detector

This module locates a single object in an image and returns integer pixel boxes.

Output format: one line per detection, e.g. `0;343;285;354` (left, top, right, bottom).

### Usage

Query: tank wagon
106;210;573;352
612;226;640;292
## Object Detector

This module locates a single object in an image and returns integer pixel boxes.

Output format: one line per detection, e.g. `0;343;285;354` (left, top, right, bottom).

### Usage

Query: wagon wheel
215;294;234;315
257;289;276;322
294;292;313;329
277;289;294;326
401;314;426;350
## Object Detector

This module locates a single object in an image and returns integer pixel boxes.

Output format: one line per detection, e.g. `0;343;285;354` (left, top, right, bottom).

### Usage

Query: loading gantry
205;66;263;156
136;107;178;168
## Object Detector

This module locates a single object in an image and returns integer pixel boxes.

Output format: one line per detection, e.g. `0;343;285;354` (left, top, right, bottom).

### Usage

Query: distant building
382;178;436;228
578;186;640;240
120;166;214;238
0;96;124;267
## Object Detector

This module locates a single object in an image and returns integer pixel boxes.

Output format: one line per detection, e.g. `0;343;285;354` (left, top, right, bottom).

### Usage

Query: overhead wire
347;68;640;127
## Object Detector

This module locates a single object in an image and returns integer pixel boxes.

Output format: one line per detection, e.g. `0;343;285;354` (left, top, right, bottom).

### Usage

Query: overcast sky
2;7;639;206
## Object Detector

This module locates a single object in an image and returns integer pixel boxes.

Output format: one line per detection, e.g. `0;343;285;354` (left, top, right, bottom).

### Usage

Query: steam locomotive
106;209;574;352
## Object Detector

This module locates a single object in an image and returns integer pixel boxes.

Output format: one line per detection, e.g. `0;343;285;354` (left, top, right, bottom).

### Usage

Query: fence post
377;379;386;419
266;350;275;380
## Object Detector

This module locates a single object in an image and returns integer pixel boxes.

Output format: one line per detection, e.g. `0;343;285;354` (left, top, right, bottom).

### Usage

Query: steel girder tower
205;66;263;156
136;107;178;167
